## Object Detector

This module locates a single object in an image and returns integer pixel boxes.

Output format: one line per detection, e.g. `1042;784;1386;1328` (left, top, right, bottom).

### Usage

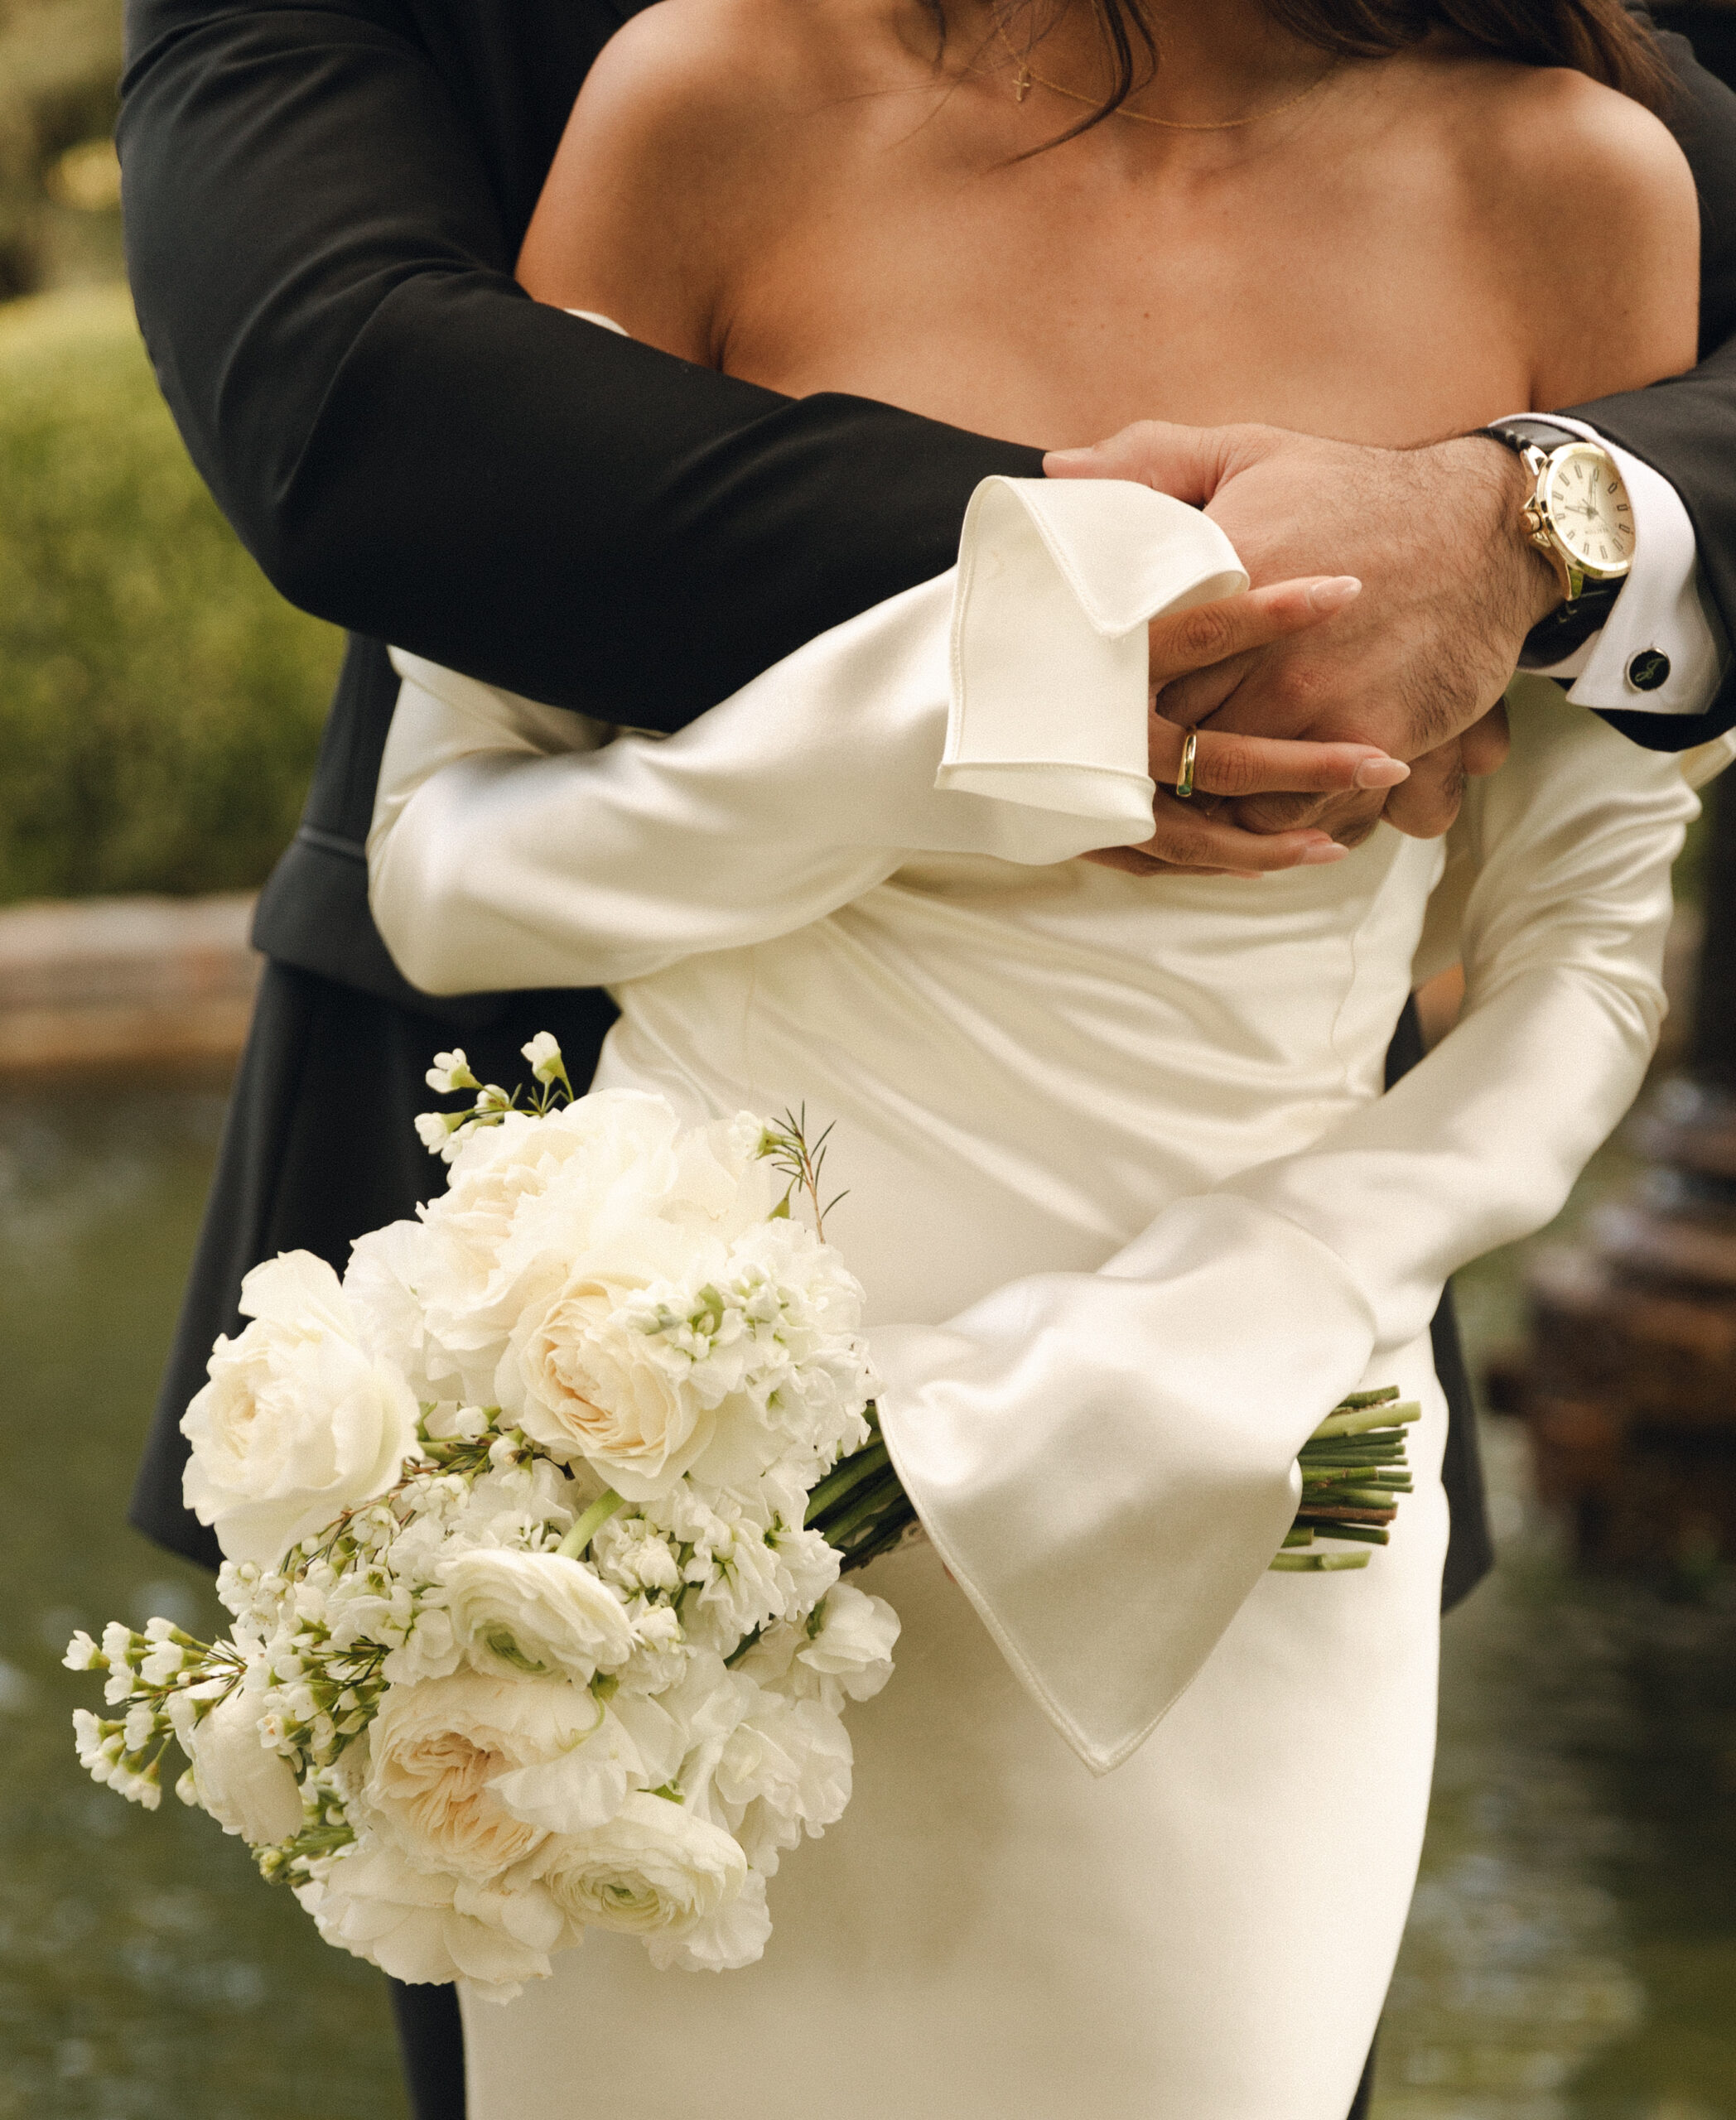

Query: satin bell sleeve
871;677;1716;1777
366;478;1243;994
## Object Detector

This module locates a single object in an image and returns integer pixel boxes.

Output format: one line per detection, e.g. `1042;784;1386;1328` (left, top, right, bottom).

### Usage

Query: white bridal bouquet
66;1038;905;1999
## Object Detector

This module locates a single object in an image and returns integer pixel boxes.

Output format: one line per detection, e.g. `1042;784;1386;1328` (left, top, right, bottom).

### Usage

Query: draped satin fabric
367;478;1711;2115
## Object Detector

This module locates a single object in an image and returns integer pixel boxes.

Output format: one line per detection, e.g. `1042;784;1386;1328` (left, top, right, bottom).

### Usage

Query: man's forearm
120;0;1039;729
1560;24;1736;741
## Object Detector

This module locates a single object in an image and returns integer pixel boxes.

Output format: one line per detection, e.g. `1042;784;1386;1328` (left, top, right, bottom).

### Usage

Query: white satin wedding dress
366;467;1724;2120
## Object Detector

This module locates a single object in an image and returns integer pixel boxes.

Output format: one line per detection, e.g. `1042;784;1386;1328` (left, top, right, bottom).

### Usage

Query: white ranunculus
296;1840;562;1998
489;1692;682;1836
445;1549;635;1684
648;1866;772;1973
501;1274;719;1500
366;1671;600;1881
180;1252;420;1567
177;1687;305;1845
531;1791;747;1943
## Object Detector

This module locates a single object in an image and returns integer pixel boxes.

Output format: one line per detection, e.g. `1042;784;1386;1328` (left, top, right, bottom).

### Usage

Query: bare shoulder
1415;51;1699;398
557;0;904;165
1459;59;1694;248
518;0;910;344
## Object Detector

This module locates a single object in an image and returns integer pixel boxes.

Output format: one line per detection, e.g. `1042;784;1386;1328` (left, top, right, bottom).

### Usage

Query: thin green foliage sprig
758;1106;848;1241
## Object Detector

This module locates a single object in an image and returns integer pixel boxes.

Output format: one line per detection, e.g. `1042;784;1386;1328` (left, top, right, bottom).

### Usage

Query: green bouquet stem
803;1388;1420;1582
805;1412;918;1573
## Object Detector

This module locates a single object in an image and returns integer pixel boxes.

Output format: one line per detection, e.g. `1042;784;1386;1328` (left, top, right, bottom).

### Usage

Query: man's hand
1049;420;1561;840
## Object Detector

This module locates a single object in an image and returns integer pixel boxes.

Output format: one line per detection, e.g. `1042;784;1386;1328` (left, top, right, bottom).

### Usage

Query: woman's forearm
1222;678;1701;1349
366;482;1245;992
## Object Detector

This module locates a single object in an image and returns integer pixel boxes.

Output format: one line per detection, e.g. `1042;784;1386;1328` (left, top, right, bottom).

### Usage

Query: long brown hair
985;0;1671;146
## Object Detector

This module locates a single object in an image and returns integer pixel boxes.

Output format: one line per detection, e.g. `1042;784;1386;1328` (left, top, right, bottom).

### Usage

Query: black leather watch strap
1477;420;1624;662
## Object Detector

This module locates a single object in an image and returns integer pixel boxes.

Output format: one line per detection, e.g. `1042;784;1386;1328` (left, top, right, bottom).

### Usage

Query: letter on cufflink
1627;649;1671;692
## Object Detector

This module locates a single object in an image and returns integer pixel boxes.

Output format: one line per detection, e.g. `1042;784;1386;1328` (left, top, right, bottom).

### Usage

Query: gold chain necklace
994;19;1340;130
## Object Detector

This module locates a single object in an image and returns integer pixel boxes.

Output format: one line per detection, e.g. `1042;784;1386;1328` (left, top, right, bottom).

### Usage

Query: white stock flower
180;1252;420;1567
426;1049;479;1096
415;1111;459;1155
364;1671;599;1880
444;1549;634;1684
798;1586;900;1703
738;1585;900;1710
716;1694;853;1872
177;1688;305;1844
297;1840;562;1998
531;1791;747;1944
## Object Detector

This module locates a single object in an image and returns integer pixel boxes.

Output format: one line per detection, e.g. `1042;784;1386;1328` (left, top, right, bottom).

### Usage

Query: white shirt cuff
1499;412;1730;716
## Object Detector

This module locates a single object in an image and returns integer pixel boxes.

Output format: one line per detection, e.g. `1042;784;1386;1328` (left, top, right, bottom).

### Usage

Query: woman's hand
1087;575;1410;877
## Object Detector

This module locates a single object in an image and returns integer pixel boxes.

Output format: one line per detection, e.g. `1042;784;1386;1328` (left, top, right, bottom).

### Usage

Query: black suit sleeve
118;0;1042;732
1574;25;1736;750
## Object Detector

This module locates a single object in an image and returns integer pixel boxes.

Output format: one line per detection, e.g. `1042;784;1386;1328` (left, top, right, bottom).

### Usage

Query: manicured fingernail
1307;576;1362;612
1044;446;1092;469
1299;841;1349;865
1353;756;1410;788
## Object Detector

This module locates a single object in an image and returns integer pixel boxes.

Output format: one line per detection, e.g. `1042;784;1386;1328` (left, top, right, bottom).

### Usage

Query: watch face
1541;444;1635;579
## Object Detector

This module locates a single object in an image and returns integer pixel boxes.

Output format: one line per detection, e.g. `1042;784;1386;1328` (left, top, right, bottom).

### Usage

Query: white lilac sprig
65;1618;247;1811
414;1034;575;1161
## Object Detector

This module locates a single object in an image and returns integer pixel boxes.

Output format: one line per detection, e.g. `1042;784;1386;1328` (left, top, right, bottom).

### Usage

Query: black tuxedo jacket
121;0;1736;1029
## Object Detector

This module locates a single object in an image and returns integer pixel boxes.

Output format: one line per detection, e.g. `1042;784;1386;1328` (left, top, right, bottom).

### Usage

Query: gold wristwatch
1483;419;1633;659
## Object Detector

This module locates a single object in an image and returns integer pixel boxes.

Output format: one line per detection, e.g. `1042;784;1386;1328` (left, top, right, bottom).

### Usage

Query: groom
118;2;1736;2116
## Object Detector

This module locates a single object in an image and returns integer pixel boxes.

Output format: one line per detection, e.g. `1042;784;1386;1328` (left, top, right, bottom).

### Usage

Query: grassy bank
0;285;341;905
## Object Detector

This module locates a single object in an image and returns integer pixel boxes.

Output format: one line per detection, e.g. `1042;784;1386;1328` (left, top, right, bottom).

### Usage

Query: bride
361;0;1721;2110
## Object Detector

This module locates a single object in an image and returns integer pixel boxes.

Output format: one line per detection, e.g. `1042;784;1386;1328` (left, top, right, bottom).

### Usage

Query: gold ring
1174;728;1198;801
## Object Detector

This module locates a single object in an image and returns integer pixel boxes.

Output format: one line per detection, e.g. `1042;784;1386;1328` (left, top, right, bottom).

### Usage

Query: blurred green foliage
0;285;341;904
0;0;124;298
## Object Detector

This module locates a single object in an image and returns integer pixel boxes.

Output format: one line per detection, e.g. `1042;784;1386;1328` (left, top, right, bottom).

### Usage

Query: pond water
0;1081;1731;2119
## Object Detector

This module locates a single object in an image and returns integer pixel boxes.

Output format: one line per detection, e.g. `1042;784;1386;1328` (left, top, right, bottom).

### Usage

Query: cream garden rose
365;1671;600;1880
181;1252;420;1567
503;1274;719;1498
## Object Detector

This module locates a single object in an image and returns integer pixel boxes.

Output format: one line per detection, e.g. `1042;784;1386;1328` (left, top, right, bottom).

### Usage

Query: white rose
296;1840;562;1998
647;1866;772;1973
366;1671;600;1880
531;1791;747;1942
178;1687;305;1845
502;1275;716;1501
181;1252;420;1567
445;1549;635;1684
